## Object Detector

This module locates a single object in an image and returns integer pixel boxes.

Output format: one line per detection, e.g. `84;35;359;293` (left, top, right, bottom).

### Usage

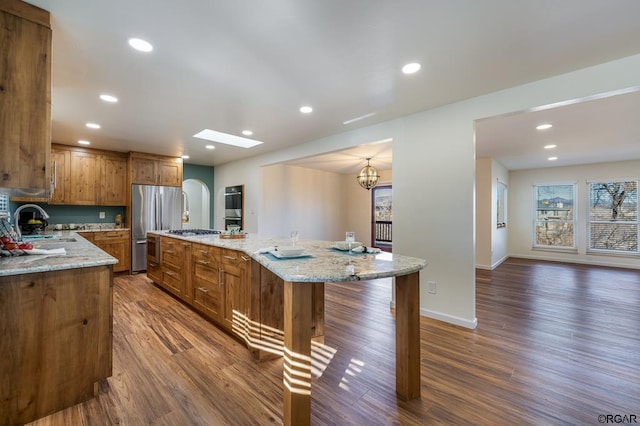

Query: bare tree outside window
589;181;638;252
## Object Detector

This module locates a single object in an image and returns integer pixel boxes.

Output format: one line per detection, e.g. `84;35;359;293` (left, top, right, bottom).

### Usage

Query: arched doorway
182;179;211;229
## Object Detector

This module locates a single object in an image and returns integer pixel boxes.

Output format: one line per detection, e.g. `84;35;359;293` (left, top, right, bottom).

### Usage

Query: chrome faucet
14;204;50;240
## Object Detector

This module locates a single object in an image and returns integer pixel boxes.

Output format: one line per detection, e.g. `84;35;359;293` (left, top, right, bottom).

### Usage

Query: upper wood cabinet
130;153;183;187
99;155;127;205
50;144;128;206
0;1;51;193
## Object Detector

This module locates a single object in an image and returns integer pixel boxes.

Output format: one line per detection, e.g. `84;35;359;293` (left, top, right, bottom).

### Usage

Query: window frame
587;179;639;256
532;183;577;251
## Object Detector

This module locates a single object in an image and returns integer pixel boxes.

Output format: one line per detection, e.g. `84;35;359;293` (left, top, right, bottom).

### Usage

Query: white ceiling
26;0;640;171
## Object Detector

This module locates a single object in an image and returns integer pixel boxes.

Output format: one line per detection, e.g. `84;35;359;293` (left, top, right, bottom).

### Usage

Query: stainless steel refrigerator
131;184;182;272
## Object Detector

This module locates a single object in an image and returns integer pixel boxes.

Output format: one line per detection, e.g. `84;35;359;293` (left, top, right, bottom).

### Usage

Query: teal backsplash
8;202;125;225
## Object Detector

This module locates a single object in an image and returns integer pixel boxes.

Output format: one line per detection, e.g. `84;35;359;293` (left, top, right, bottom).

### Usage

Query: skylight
193;129;264;148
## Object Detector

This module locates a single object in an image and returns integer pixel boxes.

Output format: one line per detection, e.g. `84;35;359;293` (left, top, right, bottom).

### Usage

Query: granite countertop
0;231;118;277
75;227;130;232
150;231;427;283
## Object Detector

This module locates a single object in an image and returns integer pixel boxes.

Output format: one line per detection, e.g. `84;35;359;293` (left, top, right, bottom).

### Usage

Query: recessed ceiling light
544;144;557;149
128;38;153;52
548;156;558;161
242;130;253;136
205;145;215;150
402;62;421;74
536;123;552;130
86;122;101;129
78;140;90;145
99;94;118;103
193;129;264;149
181;155;190;159
299;106;313;114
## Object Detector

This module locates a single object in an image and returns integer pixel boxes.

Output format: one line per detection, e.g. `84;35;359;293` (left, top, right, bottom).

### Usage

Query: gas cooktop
168;229;221;236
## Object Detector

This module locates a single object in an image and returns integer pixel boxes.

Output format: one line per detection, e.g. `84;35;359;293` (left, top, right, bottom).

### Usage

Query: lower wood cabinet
220;248;250;331
79;230;130;273
147;238;251;334
191;243;222;323
0;265;112;425
159;236;191;298
145;235;326;361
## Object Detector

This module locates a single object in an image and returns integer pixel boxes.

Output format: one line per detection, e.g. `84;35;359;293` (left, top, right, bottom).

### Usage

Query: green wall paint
183;163;215;227
8;202;124;226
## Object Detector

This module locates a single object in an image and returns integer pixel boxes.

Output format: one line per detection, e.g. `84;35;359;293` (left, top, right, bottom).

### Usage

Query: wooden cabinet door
131;157;157;185
0;7;51;192
68;151;99;205
221;249;250;331
157;159;182;187
95;231;130;273
0;266;112;425
99;155;127;205
50;148;69;204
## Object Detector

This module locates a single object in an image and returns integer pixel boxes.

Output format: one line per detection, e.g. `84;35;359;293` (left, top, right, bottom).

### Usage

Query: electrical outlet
428;281;437;294
99;211;105;219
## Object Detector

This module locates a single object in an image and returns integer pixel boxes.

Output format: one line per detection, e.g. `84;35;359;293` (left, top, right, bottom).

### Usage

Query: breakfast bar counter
150;231;427;426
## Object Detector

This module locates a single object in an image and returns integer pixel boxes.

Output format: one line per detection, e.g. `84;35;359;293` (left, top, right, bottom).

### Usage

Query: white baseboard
390;301;478;329
508;253;640;270
476;254;508;270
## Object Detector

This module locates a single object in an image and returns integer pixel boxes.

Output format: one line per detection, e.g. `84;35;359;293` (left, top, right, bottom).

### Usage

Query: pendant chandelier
357;158;380;190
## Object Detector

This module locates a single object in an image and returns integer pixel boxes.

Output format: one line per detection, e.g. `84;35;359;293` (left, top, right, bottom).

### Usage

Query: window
533;184;576;249
588;181;638;254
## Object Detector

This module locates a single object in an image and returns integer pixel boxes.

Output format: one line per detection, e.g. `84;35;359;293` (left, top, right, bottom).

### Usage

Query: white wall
214;53;640;329
508;159;640;269
261;164;347;240
492;160;509;268
475;159;492;268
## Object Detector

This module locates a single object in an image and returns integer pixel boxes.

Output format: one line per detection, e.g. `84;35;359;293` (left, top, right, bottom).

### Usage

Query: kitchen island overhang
150;231;426;426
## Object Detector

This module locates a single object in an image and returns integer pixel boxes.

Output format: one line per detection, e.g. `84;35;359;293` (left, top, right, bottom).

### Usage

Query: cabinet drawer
94;230;129;241
162;267;182;296
147;260;161;284
192;244;219;262
193;283;221;318
193;260;219;285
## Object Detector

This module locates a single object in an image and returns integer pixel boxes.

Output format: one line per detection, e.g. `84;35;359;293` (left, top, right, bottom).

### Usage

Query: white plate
268;249;312;259
330;241;363;251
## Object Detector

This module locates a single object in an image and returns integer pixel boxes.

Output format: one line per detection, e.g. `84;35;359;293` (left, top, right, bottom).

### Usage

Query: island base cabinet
0;266;113;425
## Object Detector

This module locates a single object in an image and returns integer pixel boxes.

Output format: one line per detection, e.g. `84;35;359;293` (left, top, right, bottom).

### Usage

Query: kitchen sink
22;234;57;240
22;235;78;245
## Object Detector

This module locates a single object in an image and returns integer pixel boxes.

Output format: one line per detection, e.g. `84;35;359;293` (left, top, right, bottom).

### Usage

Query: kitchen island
0;233;116;425
149;231;427;426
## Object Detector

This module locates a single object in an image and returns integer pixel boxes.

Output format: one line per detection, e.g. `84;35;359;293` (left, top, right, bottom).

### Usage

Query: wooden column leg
283;281;313;426
395;271;421;400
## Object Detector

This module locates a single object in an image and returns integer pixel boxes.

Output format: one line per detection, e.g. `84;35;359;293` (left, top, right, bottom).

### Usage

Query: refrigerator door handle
158;192;163;229
154;191;160;230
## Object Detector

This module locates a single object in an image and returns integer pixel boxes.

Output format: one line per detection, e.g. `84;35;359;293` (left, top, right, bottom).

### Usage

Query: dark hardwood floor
30;258;640;425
